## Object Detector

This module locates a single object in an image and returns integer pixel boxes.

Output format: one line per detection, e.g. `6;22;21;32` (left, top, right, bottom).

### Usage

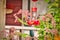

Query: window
6;0;22;26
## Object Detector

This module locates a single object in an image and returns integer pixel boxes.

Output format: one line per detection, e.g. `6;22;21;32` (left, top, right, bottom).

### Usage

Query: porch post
0;0;6;39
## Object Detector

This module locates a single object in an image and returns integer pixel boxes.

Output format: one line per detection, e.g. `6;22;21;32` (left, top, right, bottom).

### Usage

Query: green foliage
35;0;60;40
44;0;50;3
21;34;28;38
46;0;60;34
35;20;53;40
16;32;28;38
1;32;28;40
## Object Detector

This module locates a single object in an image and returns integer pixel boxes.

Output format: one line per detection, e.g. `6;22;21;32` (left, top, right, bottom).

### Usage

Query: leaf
21;34;28;38
16;32;21;36
38;35;44;40
16;32;28;38
18;18;28;25
55;0;59;2
44;0;49;3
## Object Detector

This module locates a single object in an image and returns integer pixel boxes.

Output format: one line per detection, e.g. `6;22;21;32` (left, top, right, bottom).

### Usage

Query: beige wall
0;0;6;39
0;0;6;32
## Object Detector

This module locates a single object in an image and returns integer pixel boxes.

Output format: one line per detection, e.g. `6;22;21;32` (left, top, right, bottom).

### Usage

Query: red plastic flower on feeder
32;0;38;2
32;7;37;12
27;20;34;26
33;20;40;26
27;20;40;26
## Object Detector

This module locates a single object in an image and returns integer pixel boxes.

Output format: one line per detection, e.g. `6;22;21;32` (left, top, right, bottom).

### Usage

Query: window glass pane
6;0;22;26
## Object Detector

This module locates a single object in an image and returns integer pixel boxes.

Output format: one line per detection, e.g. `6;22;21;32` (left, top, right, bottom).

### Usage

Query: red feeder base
32;7;37;12
32;0;38;2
